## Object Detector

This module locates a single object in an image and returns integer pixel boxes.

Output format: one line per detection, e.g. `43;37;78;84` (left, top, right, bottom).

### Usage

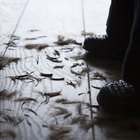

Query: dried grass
54;35;82;46
46;54;62;63
53;107;69;116
55;98;68;104
0;129;16;139
2;114;23;125
91;85;101;90
66;81;77;88
71;115;87;124
25;43;49;50
0;90;17;100
40;72;53;78
55;98;86;105
8;72;43;86
51;77;64;81
0;56;20;69
53;65;64;69
48;125;72;140
71;115;92;131
14;97;37;103
24;108;38;116
44;91;62;98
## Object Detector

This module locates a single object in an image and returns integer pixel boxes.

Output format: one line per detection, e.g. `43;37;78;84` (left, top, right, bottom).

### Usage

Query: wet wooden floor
1;0;140;140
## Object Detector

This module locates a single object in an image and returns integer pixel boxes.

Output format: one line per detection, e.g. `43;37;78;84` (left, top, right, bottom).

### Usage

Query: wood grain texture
1;0;140;140
0;0;94;140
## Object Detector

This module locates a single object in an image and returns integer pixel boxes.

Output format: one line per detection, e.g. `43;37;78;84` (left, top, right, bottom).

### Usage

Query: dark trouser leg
106;0;134;46
122;0;140;87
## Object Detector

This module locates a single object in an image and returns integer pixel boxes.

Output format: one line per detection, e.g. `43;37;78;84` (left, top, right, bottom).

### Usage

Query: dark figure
83;0;140;115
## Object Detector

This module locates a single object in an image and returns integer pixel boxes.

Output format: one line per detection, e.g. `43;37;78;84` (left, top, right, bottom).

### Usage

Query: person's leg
83;0;134;59
97;0;140;115
122;0;140;87
106;0;133;44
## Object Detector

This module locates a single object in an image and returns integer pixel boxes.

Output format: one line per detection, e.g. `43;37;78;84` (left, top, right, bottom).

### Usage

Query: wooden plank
83;1;114;140
2;1;140;140
0;0;95;140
